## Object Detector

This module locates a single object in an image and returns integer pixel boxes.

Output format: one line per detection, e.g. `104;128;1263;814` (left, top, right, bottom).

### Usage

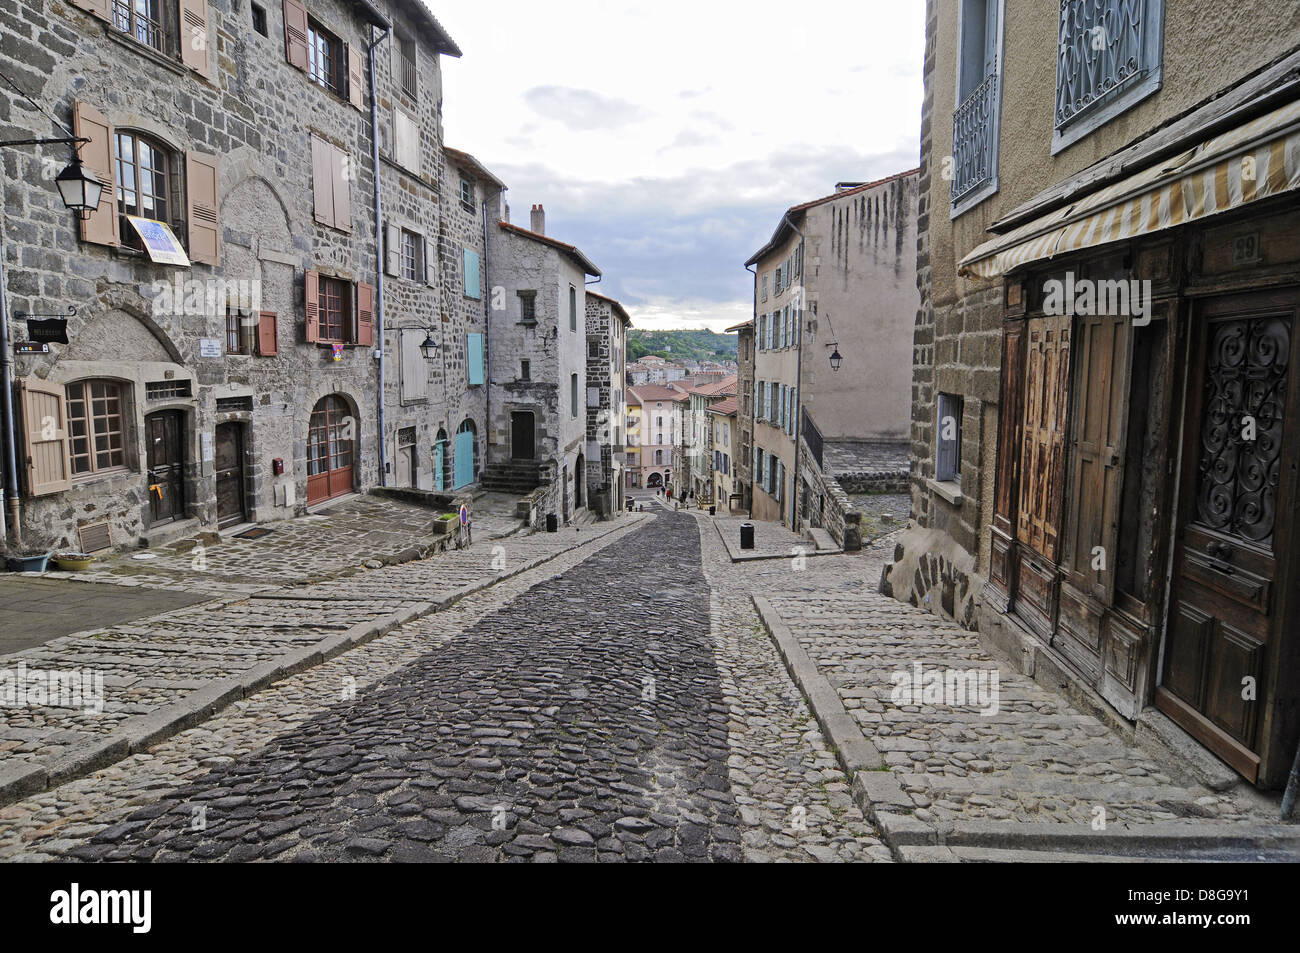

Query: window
569;286;578;331
226;306;254;355
936;393;963;485
657;416;663;427
520;360;530;381
146;379;192;401
310;135;351;231
589;339;601;358
761;276;768;302
317;276;352;343
398;34;417;99
251;3;267;36
1053;0;1165;153
571;374;579;417
114;131;171;248
656;434;663;445
518;291;537;324
113;0;166;53
951;0;1003;213
460;176;475;211
67;380;126;477
400;229;423;282
308;19;345;96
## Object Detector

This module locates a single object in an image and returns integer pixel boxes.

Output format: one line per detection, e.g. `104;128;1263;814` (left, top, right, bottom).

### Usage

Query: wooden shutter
179;0;210;76
463;248;481;299
304;270;320;343
257;311;279;356
68;0;111;20
348;44;365;110
356;282;375;346
311;135;333;227
467;333;485;385
282;0;309;71
384;224;400;276
424;236;437;286
1017;314;1072;562
18;378;72;497
73;101;118;247
185;151;220;266
331;146;351;232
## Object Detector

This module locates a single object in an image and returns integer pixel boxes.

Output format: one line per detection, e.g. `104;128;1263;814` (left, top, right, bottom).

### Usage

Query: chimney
503;200;511;224
531;203;545;235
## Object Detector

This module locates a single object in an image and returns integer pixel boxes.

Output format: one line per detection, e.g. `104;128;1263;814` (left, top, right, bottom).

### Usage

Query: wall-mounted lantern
829;344;843;373
420;330;440;360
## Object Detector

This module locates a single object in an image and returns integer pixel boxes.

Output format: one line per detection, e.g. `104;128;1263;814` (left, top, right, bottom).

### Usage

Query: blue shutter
463;248;481;299
434;441;445;491
454;429;475;489
467;333;484;386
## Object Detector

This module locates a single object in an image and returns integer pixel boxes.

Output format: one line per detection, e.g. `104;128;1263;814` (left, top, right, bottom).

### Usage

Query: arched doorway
574;452;585;509
433;428;450;491
646;472;663;489
307;394;355;505
453;419;477;489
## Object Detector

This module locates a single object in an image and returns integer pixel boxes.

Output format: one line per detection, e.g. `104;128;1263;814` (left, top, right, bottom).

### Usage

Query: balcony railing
1056;0;1151;132
950;67;999;206
801;407;823;471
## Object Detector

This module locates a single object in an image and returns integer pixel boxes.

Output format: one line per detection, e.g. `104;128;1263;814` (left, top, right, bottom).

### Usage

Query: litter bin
740;522;755;550
546;513;559;533
709;505;716;516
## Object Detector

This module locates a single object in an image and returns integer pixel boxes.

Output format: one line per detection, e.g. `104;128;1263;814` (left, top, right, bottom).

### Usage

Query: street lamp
829;344;843;372
54;154;103;220
419;330;440;360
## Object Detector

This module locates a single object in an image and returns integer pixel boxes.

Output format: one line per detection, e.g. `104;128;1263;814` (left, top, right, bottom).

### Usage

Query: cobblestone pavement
48;494;521;594
823;440;908;477
0;515;635;785
847;492;910;542
760;535;1285;834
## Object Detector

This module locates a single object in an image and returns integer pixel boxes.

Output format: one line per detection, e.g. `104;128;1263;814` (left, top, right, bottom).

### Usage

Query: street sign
15;342;49;354
27;318;69;344
459;504;469;526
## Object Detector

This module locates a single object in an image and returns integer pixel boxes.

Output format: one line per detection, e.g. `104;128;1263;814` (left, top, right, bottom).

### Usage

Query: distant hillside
627;329;737;364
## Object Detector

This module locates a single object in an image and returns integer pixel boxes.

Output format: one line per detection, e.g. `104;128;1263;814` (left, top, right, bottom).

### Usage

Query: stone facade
729;320;754;512
626;384;683;493
583;290;629;517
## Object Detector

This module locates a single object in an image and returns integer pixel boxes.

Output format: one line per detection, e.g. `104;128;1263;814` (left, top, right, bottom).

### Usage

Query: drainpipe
368;21;391;488
0;223;20;546
744;261;757;520
481;197;490;471
782;211;806;533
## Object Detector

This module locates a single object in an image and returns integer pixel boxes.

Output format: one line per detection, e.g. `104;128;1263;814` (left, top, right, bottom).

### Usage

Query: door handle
1208;559;1236;576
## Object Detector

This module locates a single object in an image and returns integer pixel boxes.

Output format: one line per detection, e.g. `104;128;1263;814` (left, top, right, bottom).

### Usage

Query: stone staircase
480;463;544;495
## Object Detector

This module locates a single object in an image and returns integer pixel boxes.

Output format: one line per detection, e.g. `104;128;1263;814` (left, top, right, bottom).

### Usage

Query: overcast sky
438;1;925;333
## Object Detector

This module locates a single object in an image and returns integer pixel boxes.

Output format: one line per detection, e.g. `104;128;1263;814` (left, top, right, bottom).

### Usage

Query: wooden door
1157;290;1300;785
146;411;186;525
511;411;535;460
214;423;246;528
306;396;355;505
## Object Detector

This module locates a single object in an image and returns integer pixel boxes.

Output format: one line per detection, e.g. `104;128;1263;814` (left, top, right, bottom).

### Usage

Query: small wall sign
199;339;222;358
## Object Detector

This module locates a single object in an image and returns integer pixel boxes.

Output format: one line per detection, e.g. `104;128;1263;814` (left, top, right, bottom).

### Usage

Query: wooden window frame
518;290;537;324
400;228;423;282
460;176;475;212
251;3;267;36
114;129;174;248
936;392;963;485
316;275;353;344
225;305;255;355
66;379;128;478
398;34;418;100
307;19;346;97
112;0;172;56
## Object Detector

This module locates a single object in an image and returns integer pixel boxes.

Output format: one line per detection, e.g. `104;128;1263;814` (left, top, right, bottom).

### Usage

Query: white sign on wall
199;339;221;358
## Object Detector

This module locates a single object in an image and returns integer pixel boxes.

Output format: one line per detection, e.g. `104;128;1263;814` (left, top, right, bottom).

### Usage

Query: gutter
0;224;19;545
744;261;757;520
781;211;806;533
368;21;391;487
481;194;490;467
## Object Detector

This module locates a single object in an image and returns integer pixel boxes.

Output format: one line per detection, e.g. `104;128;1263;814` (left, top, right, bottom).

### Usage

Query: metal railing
1056;0;1150;132
950;68;999;205
802;407;823;470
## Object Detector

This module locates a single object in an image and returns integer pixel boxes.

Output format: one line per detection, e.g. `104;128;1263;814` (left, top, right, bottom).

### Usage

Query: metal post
368;23;390;489
0;222;22;547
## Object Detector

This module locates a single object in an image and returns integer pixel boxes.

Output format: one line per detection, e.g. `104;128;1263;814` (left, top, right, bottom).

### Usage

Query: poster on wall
125;215;192;267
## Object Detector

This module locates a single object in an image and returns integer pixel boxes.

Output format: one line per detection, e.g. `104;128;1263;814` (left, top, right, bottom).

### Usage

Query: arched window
114;130;173;247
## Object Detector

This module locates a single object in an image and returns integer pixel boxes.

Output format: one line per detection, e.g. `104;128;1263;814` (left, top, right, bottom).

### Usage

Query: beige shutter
304;270;320;343
384;224;400;276
73;101;119;247
186;151;221;266
310;135;333;227
179;0;210;76
331;146;351;232
282;0;309;71
356;282;375;346
257;311;279;356
68;0;111;19
348;44;365;110
18;378;73;497
424;235;437;286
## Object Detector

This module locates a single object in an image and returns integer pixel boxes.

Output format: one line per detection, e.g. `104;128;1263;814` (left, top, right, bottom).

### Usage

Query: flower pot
54;552;96;571
8;552;52;573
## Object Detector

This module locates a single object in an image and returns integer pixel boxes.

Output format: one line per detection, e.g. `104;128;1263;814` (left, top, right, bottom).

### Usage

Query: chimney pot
531;203;546;236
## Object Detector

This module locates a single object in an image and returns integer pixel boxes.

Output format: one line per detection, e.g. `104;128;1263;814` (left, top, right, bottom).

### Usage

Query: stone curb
0;514;647;809
713;519;842;563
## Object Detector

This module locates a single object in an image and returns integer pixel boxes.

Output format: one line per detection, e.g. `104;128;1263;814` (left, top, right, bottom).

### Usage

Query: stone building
883;1;1300;788
624;389;642;490
728;320;754;513
706;396;739;512
0;0;468;555
483;206;599;523
626;384;684;493
744;171;919;527
583;290;630;516
675;374;736;503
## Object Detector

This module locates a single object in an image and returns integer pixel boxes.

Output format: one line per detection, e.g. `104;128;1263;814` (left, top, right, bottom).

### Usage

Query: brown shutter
304;270;320;343
331;146;351;232
282;0;309;71
185;151;221;266
68;0;111;19
18;378;73;497
179;0;210;76
348;44;365;111
310;135;333;227
384;224;400;276
73;101;119;247
356;282;375;347
257;311;279;356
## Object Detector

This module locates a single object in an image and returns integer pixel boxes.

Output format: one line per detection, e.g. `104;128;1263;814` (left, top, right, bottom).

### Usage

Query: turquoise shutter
467;333;484;385
454;429;475;488
434;441;445;491
463;248;481;299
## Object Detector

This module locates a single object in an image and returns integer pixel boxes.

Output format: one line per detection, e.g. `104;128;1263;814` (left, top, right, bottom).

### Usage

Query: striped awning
958;98;1300;279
